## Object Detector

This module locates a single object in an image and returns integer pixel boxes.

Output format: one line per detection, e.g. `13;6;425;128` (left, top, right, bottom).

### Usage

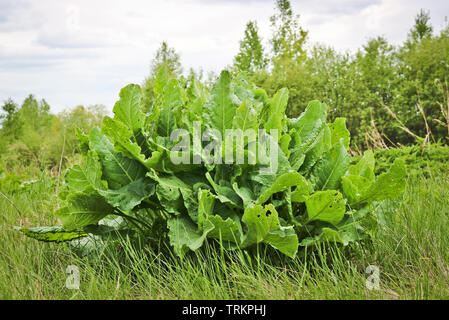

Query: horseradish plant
17;69;406;258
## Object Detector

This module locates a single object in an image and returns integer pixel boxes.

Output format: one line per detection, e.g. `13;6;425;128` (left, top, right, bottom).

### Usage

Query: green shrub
17;70;406;259
373;144;449;177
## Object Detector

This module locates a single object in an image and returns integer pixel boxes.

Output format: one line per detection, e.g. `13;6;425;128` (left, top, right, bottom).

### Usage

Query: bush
17;70;407;259
373;144;449;177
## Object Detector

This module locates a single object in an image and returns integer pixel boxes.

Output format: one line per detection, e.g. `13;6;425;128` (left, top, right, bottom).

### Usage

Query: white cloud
0;0;448;112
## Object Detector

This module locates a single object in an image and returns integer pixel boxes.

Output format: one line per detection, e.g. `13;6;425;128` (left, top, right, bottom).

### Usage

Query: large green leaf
348;150;375;180
329;117;350;149
341;175;371;204
263;88;288;132
207;215;242;244
232;99;258;132
355;158;406;204
300;122;332;174
102;117;145;163
206;171;242;207
197;189;216;230
300;227;343;247
56;193;114;229
157;79;183;137
197;189;242;243
241;204;298;258
65;151;104;192
204;70;239;137
310;139;350;190
97;178;155;212
16;226;88;243
305;190;346;225
265;226;299;258
167;215;214;258
289;100;327;145
89;127;147;189
241;204;280;246
112;84;144;132
256;172;309;205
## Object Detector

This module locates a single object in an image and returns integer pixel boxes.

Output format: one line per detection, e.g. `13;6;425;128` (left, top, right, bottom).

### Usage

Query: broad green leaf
241;204;280;247
355;158;406;204
341;175;371;204
97;178;155;212
310;139;350;190
300;121;332;174
102;117;145;163
207;215;242;244
263;88;288;132
154;64;169;96
241;204;298;258
265;226;299;258
148;170;207;221
300;227;343;246
279;133;292;158
232;99;258;131
206;172;242;207
157;79;183;137
305;190;346;225
289;101;330;173
112;84;143;132
197;190;242;243
287;129;305;170
65;166;89;192
56;193;114;229
65;151;104;192
256;172;309;205
155;183;184;214
232;183;255;208
15;226;88;243
197;189;216;230
329;117;350;149
204;70;239;137
102;117;164;171
291;178;313;203
289;100;327;145
167;215;214;258
348;150;375;180
89;127;146;189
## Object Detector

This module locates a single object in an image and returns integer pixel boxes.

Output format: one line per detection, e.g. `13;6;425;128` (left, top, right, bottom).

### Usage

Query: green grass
1;170;448;299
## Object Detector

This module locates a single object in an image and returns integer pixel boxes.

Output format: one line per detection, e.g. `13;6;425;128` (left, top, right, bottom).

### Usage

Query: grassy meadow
1;167;448;299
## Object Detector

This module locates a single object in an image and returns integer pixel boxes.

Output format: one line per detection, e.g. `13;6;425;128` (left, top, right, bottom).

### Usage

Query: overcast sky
1;0;448;113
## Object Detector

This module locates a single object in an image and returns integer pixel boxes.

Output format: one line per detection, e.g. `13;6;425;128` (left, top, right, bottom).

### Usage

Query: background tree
233;21;267;74
406;9;433;46
269;0;308;69
142;41;183;112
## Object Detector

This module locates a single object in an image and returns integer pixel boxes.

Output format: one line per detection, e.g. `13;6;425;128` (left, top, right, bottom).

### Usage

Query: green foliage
269;0;308;67
372;143;449;178
0;97;105;173
233;21;268;74
406;9;433;46
142;42;183;112
19;71;406;259
245;8;449;148
15;226;88;243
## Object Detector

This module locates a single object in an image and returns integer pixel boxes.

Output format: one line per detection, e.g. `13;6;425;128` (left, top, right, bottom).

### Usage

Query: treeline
143;0;449;150
0;95;105;173
1;0;448;175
